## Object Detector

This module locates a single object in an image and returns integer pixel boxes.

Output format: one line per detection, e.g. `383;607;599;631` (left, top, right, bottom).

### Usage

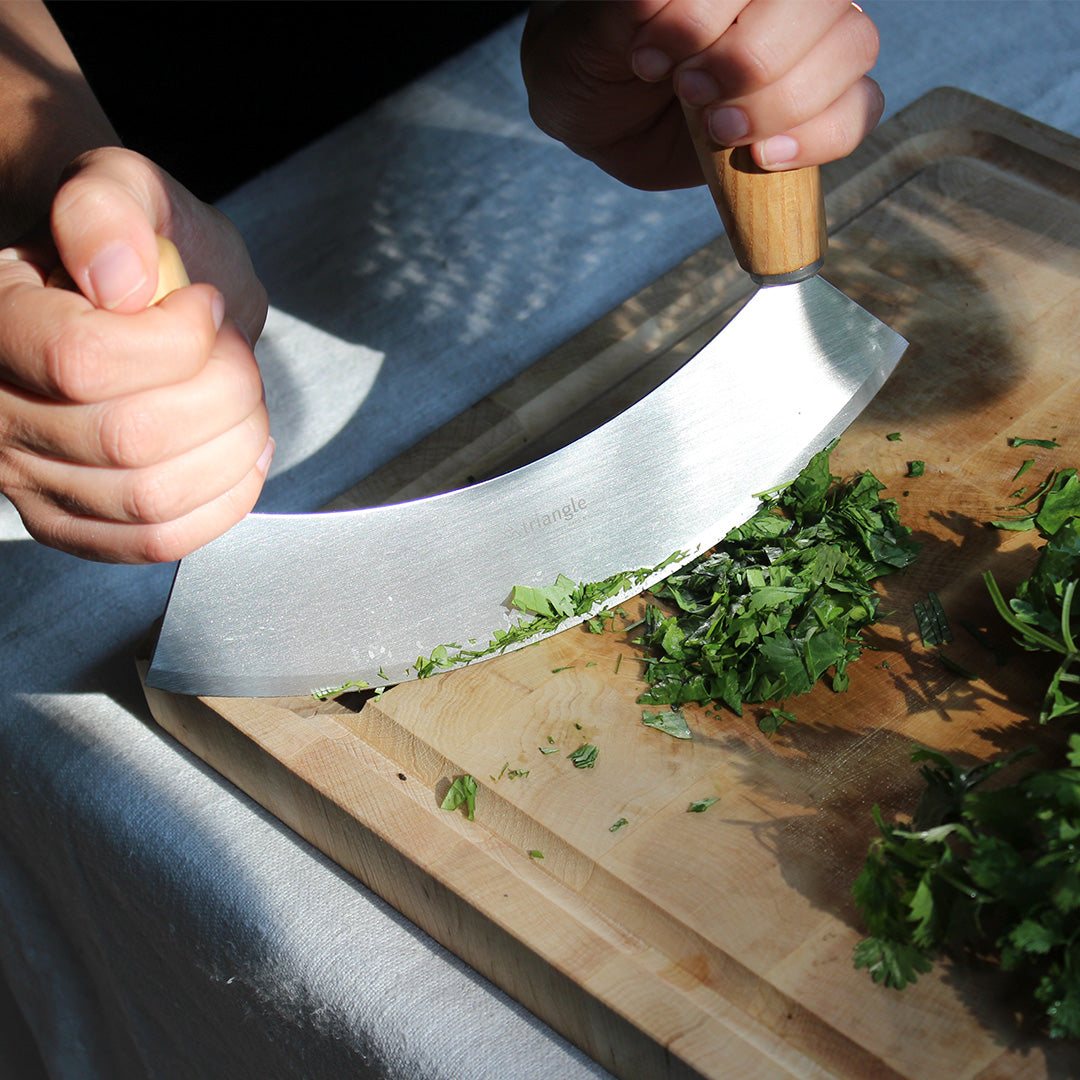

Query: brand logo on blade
510;496;587;540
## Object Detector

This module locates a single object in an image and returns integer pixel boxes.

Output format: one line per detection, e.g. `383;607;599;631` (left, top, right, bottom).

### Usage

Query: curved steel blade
147;276;906;697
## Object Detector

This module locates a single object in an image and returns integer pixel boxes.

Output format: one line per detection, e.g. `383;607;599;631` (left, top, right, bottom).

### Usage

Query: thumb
50;147;173;312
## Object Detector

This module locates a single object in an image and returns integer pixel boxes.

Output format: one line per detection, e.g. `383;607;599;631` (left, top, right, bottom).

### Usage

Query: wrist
0;0;118;243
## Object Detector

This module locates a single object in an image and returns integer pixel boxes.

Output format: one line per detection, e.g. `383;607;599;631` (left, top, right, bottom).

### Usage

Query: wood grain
143;90;1080;1079
683;102;827;280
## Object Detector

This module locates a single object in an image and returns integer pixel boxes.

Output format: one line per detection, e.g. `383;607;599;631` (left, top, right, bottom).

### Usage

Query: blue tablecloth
4;4;1080;1077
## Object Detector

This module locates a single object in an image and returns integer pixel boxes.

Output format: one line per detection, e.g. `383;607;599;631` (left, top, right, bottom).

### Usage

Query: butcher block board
142;89;1080;1079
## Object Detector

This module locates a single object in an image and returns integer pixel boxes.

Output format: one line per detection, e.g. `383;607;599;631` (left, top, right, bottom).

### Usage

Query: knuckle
40;319;113;401
0;448;29;498
729;38;783;94
823;107;864;160
131;522;191;565
850;13;881;72
122;469;181;526
98;400;163;469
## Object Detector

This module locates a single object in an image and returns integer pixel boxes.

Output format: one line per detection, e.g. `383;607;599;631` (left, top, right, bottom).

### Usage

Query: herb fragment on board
609;818;629;832
1010;436;1060;449
529;850;544;859
990;468;1080;533
687;797;720;813
634;440;919;717
886;432;903;441
758;708;795;736
568;743;599;769
440;775;478;820
1014;458;1036;481
407;555;684;682
914;592;953;647
907;460;925;478
641;708;692;740
312;679;369;700
984;523;1080;724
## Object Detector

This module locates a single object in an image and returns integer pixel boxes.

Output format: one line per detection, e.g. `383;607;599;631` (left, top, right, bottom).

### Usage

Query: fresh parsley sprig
855;456;1080;1038
985;470;1080;723
854;739;1080;1039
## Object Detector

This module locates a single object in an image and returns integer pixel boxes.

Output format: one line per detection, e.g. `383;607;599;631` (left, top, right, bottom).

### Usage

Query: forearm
0;0;118;243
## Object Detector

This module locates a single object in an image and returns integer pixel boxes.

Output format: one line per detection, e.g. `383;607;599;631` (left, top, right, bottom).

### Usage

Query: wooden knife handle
149;235;190;302
682;104;827;284
47;234;190;303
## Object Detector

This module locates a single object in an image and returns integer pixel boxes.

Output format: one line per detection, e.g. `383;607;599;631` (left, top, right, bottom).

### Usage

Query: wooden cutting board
141;89;1080;1079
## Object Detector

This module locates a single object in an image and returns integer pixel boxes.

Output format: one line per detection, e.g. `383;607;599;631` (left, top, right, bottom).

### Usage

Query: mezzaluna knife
146;110;907;698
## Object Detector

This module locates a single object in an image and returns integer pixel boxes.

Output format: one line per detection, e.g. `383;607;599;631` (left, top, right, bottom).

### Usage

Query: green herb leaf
758;707;796;735
1010;437;1060;449
441;775;478;820
641;708;692;740
914;592;953;647
687;797;720;813
609;817;629;832
907;460;926;478
568;743;599;769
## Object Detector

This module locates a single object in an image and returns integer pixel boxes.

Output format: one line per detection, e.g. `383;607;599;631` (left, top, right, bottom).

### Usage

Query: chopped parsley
633;441;919;718
641;708;692;739
914;592;952;647
568;743;599;769
409;555;685;680
440;774;478;820
1010;436;1060;449
687;797;720;813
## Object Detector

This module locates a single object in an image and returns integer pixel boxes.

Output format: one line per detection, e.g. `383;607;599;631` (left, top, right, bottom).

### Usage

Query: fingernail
88;243;147;310
211;290;225;331
759;134;800;167
675;69;722;107
706;106;749;145
631;47;672;81
256;436;275;477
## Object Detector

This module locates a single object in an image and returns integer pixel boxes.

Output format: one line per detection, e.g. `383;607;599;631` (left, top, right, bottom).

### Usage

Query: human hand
0;147;272;563
520;0;883;190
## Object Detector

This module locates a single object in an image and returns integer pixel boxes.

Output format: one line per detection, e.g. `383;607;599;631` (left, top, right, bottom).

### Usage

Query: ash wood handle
149;235;190;302
683;104;827;284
